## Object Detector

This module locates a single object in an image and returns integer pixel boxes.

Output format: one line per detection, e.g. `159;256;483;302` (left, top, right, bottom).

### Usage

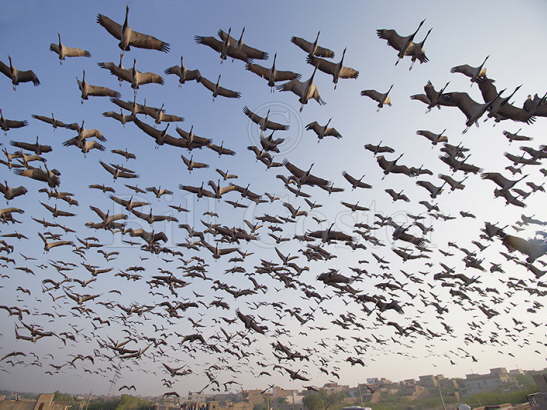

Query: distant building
208;402;252;410
528;371;547;408
271;386;299;401
419;375;439;388
464;368;512;394
439;378;460;390
322;383;349;394
0;394;68;410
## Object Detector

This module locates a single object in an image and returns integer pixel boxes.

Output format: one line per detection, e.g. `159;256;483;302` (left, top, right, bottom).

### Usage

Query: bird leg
409;61;415;71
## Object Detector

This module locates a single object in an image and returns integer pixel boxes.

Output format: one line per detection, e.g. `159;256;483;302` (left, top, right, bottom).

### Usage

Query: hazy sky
0;0;546;397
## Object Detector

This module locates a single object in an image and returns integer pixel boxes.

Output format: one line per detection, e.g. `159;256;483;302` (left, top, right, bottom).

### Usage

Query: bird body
0;57;40;89
50;33;91;61
97;6;170;52
277;66;325;111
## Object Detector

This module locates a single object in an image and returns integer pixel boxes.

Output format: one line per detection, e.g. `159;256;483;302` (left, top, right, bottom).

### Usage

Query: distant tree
514;373;535;387
253;402;267;410
54;391;76;403
303;393;325;410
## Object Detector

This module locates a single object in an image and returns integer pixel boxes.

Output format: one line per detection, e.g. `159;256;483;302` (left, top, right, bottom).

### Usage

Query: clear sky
0;0;546;397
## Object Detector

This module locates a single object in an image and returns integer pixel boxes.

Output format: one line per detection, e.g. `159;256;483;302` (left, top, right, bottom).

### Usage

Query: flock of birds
0;6;546;396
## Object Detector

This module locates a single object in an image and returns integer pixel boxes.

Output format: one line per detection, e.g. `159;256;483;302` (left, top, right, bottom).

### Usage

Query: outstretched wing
129;30;170;52
96;14;122;40
376;29;406;51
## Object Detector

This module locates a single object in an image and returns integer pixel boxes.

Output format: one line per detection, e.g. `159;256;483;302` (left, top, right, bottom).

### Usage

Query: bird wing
447;92;481;121
376;156;390;170
4;119;27;129
89;206;107;220
110;98;134;112
133;117;162;140
32;115;54;125
49;43;60;55
291;36;313;53
416;181;434;192
410;94;430;105
306;55;337;75
57;209;76;217
361;90;382;102
274;70;300;82
103;65;132;82
185;69;201;81
498;104;535;125
342;171;357;185
129;30;170;52
218;185;239;196
276;79;300;93
137;71;164;85
96;14;122;40
198;76;215;92
326;128;342;138
503;235;530;254
194;36;222;52
86;85;120;97
0;60;10;77
416;130;435;141
305;121;320;134
63;46;91;57
376;29;406;51
283;160;304;178
109;195;127;207
175;128;209;145
193;160;209;169
208;143;235;156
217;85;241;98
481;172;506;187
199;77;240;97
310;87;325;105
99;161;116;175
164;65;181;76
449;64;475;77
243;106;262;124
476;77;498;102
218;30;268;60
245;63;269;79
17;70;40;85
291;36;334;58
338;66;359;79
266;119;288;131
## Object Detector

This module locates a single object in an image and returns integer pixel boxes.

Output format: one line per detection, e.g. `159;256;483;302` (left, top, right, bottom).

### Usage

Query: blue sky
0;0;546;397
